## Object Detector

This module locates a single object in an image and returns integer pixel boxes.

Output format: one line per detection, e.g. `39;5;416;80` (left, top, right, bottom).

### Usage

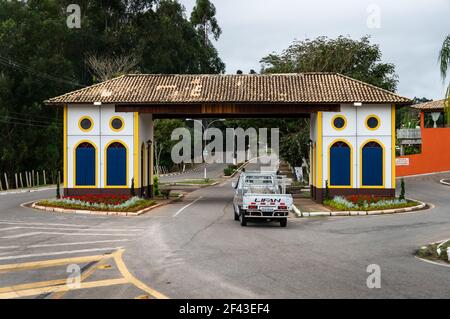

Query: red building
396;99;450;176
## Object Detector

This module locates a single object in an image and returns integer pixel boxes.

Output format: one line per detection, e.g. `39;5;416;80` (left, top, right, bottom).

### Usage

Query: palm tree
439;35;450;126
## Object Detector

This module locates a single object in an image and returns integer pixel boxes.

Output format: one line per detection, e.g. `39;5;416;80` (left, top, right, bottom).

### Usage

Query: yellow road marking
114;249;168;299
0;278;67;294
50;257;110;299
0;278;128;299
0;253;113;273
0;249;169;299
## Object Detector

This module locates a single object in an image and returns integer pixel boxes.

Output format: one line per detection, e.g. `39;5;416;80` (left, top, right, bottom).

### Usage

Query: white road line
0;239;131;250
0;221;143;231
0;226;141;232
0;247;123;261
173;196;203;217
1;232;136;239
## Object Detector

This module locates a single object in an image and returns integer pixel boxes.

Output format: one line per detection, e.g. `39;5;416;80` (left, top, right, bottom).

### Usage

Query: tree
190;0;221;44
439;34;450;126
256;35;399;169
85;54;140;82
261;35;398;92
0;0;224;178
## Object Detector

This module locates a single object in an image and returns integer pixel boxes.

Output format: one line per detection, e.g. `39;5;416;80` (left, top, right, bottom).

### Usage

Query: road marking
0;278;129;299
0;249;168;299
0;247;122;262
173;196;203;217
0;226;141;232
0;239;131;250
0;252;113;273
1;232;136;239
114;249;168;299
0;221;144;230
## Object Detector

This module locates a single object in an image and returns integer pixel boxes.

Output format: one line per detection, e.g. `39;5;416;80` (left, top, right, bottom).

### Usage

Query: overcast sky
180;0;450;100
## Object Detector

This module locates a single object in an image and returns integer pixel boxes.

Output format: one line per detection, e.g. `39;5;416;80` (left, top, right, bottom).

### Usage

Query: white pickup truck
232;171;293;227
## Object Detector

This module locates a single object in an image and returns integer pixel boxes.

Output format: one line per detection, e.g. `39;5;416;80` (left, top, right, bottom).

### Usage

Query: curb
293;198;427;218
28;194;184;217
0;186;57;196
440;179;450;186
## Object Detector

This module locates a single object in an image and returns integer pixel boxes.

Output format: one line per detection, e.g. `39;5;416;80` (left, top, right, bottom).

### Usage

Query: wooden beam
115;103;340;116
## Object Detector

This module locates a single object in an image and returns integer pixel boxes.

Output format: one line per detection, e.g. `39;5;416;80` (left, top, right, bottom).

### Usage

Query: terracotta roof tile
412;99;448;110
45;73;411;105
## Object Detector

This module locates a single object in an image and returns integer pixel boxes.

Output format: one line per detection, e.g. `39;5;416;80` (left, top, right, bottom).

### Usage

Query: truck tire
234;206;240;221
240;213;247;226
279;218;287;227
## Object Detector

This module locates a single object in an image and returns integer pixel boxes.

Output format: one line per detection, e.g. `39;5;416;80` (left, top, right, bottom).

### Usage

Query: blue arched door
106;142;127;186
75;142;96;186
329;141;351;186
362;141;383;187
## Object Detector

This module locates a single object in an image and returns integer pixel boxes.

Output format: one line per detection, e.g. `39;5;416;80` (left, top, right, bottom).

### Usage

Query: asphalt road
1;168;450;298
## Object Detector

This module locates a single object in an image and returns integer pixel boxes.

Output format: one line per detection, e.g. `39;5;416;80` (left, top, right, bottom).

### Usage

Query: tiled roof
412;99;448;110
45;73;411;105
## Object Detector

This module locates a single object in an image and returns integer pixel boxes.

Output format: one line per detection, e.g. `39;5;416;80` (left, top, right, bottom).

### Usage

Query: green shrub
223;166;235;176
153;176;160;196
399;178;405;200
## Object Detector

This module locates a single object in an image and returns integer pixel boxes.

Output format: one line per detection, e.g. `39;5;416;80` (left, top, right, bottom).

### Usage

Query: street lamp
146;139;153;199
186;118;226;179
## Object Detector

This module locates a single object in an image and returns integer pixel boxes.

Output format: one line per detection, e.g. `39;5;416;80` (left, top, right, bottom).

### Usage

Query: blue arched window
75;142;96;186
329;141;351;186
106;142;127;186
362;141;383;187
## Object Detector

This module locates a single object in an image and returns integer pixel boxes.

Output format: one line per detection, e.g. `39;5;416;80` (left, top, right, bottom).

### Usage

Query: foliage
261;35;398;92
160;188;171;199
154;119;187;169
417;241;450;263
56;173;61;199
324;195;417;211
153;175;160;196
224;165;236;176
131;177;135;197
399;178;405;200
0;0;224;176
64;194;131;205
439;34;450;126
191;0;221;42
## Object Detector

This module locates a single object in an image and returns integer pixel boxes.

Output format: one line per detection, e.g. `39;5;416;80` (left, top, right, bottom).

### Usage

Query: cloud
181;0;450;99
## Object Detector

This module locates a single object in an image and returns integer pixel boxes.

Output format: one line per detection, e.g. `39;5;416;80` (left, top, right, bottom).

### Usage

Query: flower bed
37;195;156;212
324;195;418;211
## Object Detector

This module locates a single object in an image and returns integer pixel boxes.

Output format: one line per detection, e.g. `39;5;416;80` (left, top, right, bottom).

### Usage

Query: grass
36;198;157;212
416;241;450;263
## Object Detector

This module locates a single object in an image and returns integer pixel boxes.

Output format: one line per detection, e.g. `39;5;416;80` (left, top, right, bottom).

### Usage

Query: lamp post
146;139;153;198
186;118;225;179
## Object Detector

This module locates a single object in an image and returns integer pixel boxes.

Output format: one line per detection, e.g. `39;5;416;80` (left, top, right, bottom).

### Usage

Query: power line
3;115;62;126
0;55;86;88
4;110;60;121
0;118;61;128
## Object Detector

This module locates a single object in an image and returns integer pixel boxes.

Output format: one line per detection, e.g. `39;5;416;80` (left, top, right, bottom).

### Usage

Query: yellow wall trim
63;105;68;188
391;104;396;189
133;112;139;188
365;114;381;131
73;140;98;188
317;112;323;188
328;139;354;188
104;140;129;188
359;139;386;189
